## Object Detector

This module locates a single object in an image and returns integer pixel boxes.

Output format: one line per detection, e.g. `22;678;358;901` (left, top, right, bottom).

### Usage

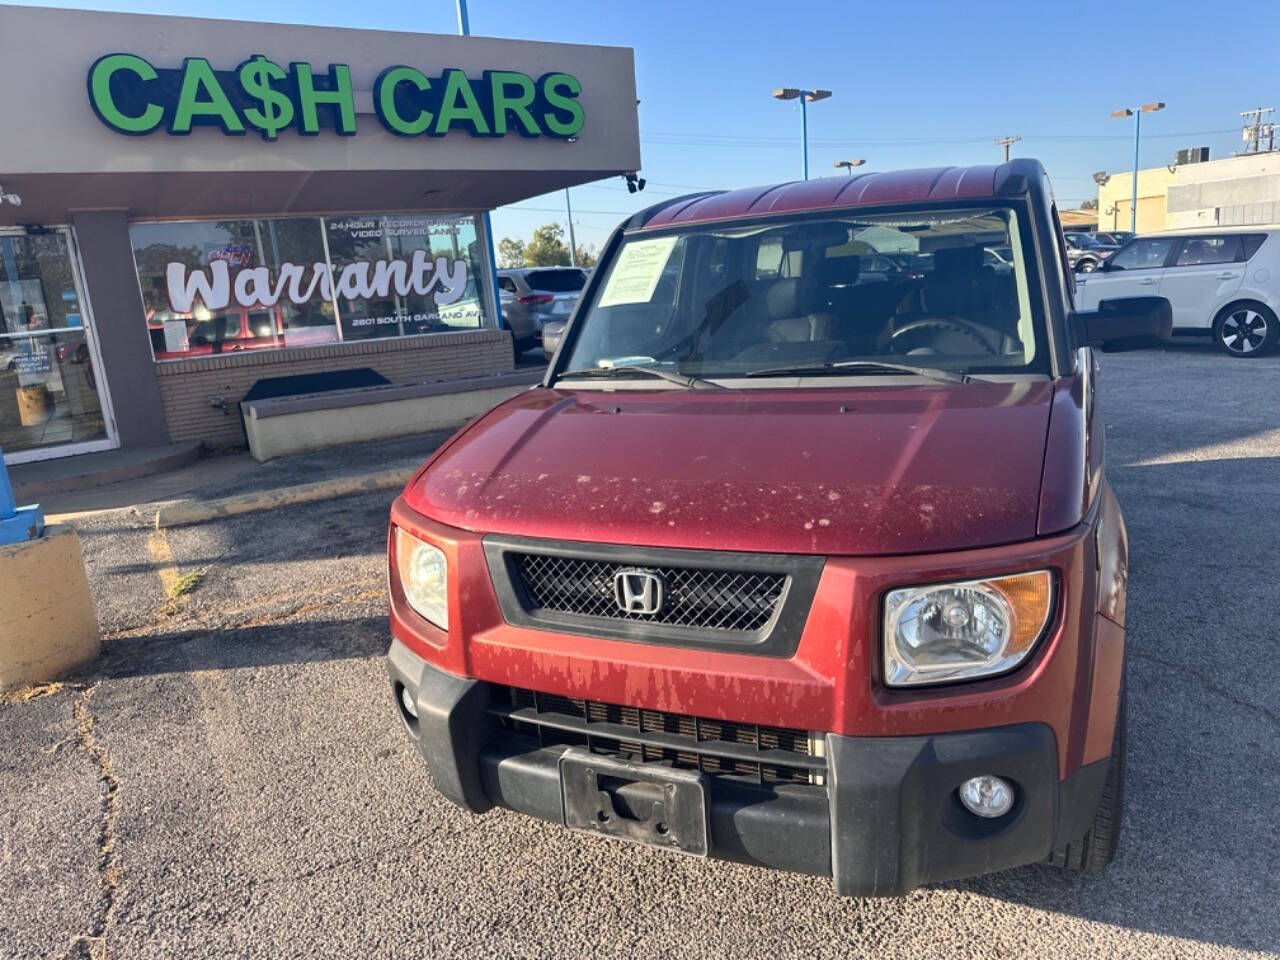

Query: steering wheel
890;318;998;356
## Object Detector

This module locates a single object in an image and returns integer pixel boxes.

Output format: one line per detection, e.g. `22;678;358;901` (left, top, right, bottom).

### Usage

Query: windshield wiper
744;360;980;384
556;365;725;390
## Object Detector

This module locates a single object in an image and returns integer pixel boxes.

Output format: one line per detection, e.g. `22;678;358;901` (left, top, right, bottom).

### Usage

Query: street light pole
565;188;577;268
455;0;504;332
773;87;832;181
1112;102;1165;234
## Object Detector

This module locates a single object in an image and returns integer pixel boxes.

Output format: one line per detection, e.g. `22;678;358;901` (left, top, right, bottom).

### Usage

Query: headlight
883;571;1053;687
394;527;448;630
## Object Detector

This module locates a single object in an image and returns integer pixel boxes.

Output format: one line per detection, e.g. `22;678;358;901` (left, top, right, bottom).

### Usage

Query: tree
497;236;526;268
523;223;572;266
498;226;597;269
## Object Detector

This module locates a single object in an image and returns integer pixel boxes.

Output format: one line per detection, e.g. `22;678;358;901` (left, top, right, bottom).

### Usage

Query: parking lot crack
1131;649;1280;728
65;683;122;960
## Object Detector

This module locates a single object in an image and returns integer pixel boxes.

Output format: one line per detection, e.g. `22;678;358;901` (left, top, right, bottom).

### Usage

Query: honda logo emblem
614;569;666;616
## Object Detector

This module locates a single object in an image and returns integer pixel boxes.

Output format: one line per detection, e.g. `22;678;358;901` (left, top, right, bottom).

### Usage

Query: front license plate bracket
559;748;710;857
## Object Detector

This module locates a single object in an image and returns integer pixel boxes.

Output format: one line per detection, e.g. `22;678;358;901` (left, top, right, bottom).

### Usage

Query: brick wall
154;329;514;449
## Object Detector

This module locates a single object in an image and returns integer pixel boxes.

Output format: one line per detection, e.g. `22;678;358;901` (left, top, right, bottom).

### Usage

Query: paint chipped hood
403;382;1055;555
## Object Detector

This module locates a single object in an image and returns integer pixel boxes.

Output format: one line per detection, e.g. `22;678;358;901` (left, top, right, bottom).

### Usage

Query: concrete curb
153;466;415;529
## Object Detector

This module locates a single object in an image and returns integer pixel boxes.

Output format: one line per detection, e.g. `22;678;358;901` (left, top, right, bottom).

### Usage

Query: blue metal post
455;0;505;334
1130;109;1141;234
0;447;44;545
800;93;809;181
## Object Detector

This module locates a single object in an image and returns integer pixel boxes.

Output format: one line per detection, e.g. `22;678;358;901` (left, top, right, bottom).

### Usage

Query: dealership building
0;5;639;466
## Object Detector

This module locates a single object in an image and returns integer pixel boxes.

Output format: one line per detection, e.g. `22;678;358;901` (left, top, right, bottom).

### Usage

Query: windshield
558;206;1046;383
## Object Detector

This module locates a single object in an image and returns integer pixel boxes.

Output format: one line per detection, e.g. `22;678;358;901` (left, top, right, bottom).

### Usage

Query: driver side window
1108;238;1175;271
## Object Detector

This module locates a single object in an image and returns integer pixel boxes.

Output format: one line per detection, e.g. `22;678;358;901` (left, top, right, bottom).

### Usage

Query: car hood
404;381;1055;556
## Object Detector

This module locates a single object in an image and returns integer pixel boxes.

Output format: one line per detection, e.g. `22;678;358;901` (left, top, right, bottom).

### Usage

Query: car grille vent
511;553;786;633
491;686;824;788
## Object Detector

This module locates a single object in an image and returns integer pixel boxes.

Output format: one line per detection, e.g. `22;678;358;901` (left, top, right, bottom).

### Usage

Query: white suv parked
1074;227;1278;357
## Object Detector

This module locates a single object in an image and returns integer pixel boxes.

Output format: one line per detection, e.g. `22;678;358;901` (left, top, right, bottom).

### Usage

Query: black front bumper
388;640;1108;896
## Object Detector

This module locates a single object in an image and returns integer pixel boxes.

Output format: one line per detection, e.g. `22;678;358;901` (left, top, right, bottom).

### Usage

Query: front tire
1213;301;1278;357
1049;669;1126;873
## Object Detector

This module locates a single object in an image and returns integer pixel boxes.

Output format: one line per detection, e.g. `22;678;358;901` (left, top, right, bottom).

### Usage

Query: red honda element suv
386;160;1170;895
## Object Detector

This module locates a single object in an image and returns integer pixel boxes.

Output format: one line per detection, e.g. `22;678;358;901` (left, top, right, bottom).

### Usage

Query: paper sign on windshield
596;236;679;307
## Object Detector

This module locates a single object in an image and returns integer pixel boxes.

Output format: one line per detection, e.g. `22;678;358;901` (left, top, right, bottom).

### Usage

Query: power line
639;128;1238;148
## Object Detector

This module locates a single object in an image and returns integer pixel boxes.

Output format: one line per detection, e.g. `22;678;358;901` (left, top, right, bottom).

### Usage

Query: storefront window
1;231;108;456
130;214;490;360
131;217;337;360
325;216;487;340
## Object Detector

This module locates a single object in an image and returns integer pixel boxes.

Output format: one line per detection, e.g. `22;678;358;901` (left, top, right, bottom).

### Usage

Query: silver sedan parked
497;267;588;352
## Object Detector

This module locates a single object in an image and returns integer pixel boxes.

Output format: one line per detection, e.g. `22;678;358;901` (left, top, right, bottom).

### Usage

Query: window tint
1242;234;1268;259
526;269;586;292
1174;235;1243;266
1108;238;1175;271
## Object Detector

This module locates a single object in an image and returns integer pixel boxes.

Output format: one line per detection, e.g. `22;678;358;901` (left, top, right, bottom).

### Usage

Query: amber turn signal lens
988;571;1054;658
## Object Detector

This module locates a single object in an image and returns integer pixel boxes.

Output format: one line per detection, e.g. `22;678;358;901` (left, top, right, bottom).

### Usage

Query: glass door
0;227;116;463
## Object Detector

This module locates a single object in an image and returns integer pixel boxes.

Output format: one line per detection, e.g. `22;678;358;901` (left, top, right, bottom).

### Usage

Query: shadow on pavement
98;615;389;680
948;452;1280;954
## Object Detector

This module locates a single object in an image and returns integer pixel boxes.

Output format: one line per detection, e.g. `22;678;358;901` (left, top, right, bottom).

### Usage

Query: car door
1156;234;1248;330
1074;236;1177;310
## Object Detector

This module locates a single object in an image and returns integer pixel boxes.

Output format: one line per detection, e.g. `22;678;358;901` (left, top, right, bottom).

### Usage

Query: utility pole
1239;107;1275;154
565;188;577;268
995;135;1021;162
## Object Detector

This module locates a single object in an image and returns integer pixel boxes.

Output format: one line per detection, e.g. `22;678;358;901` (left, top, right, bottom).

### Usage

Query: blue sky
17;0;1280;249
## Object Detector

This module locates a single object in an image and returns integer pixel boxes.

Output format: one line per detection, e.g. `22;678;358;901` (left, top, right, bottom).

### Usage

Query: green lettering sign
171;57;245;135
487;71;539;137
541;73;585;138
86;55;586;141
294;62;357;136
374;66;433;136
237;55;295;141
87;53;164;135
434;69;490;136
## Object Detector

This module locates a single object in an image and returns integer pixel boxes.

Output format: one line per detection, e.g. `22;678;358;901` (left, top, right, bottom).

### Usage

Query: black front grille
512;553;786;633
490;686;824;788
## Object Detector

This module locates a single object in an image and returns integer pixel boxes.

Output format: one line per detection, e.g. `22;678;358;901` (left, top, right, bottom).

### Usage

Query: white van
1074;226;1279;357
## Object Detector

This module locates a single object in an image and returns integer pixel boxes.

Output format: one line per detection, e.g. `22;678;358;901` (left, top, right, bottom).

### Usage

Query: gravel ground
2;337;1277;959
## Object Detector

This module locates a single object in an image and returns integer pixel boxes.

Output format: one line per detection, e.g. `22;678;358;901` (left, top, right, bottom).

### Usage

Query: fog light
958;775;1014;818
399;684;419;720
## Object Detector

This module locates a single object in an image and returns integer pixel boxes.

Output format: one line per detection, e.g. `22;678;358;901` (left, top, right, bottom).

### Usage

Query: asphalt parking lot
2;338;1278;959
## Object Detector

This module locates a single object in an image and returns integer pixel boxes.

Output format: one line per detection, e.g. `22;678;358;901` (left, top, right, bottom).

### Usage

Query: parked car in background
1075;227;1278;356
387;159;1172;896
497;267;588;352
1094;231;1134;247
1065;233;1119;273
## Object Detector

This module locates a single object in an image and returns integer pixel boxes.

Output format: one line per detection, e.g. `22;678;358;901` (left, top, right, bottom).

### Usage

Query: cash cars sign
86;54;585;140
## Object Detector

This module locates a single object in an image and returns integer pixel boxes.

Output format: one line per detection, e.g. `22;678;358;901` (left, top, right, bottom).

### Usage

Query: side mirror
541;320;567;356
1071;296;1172;352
